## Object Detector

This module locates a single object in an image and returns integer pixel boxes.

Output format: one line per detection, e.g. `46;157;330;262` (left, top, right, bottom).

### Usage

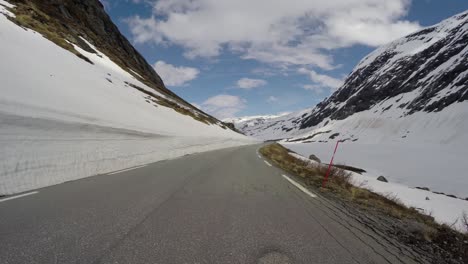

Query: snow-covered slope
223;113;290;137
0;0;254;195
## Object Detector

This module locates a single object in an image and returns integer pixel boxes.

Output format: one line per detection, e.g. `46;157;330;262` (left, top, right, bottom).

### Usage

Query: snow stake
322;141;340;188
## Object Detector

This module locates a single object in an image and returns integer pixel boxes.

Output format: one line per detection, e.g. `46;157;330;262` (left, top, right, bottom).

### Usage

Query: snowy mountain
238;11;468;144
223;113;290;137
0;0;252;195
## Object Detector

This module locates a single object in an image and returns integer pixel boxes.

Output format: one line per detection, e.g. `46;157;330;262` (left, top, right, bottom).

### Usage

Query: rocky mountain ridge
5;0;225;127
233;11;468;142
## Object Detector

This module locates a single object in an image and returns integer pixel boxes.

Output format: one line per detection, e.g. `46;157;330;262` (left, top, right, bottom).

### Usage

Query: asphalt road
0;144;422;264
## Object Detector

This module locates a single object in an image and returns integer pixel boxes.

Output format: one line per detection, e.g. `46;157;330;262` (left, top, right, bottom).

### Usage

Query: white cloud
302;84;325;94
267;96;278;102
200;94;246;119
298;68;344;90
153;60;200;86
251;67;277;77
127;0;420;69
237;78;267;89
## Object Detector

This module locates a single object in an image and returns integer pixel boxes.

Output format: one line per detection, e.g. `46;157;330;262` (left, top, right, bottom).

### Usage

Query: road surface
0;144;422;264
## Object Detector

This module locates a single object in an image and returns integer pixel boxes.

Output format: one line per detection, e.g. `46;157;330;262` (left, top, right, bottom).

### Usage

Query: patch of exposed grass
260;143;468;262
8;1;93;64
259;143;351;189
124;82;215;125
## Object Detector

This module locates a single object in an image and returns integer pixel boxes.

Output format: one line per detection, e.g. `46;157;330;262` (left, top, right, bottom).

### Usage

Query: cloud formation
267;96;278;103
298;68;343;91
153;60;200;86
201;94;246;118
127;0;420;69
303;84;327;95
237;78;267;89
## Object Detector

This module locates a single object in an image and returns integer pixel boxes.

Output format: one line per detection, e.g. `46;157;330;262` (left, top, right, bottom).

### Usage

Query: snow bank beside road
283;142;468;198
348;172;468;232
283;142;468;231
0;113;253;195
0;8;256;195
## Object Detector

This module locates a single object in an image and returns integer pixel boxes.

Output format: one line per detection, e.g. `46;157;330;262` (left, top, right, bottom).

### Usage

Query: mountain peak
231;11;468;143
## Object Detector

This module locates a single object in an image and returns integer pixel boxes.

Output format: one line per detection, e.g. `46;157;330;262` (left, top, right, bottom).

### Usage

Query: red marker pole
322;141;340;188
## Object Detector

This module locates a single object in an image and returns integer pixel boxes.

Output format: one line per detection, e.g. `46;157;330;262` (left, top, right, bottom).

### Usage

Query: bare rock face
377;176;388;183
299;11;468;129
308;154;321;163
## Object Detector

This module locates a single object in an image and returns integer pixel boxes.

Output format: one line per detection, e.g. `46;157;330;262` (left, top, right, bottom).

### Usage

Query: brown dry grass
9;2;93;64
463;212;468;234
124;82;214;125
333;164;366;174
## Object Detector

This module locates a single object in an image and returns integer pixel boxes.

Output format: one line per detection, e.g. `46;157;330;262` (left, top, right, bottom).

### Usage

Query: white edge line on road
0;191;38;203
264;160;272;167
107;165;147;175
256;147;262;158
282;174;317;198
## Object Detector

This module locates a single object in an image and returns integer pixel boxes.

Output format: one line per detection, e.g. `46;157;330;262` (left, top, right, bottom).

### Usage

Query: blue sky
102;0;467;119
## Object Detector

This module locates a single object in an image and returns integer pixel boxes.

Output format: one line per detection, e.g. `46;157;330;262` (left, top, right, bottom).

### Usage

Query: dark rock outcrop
299;11;468;129
308;154;321;163
377;176;388;183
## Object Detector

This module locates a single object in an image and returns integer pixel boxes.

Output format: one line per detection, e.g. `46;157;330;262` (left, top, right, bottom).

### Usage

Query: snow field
283;142;468;232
